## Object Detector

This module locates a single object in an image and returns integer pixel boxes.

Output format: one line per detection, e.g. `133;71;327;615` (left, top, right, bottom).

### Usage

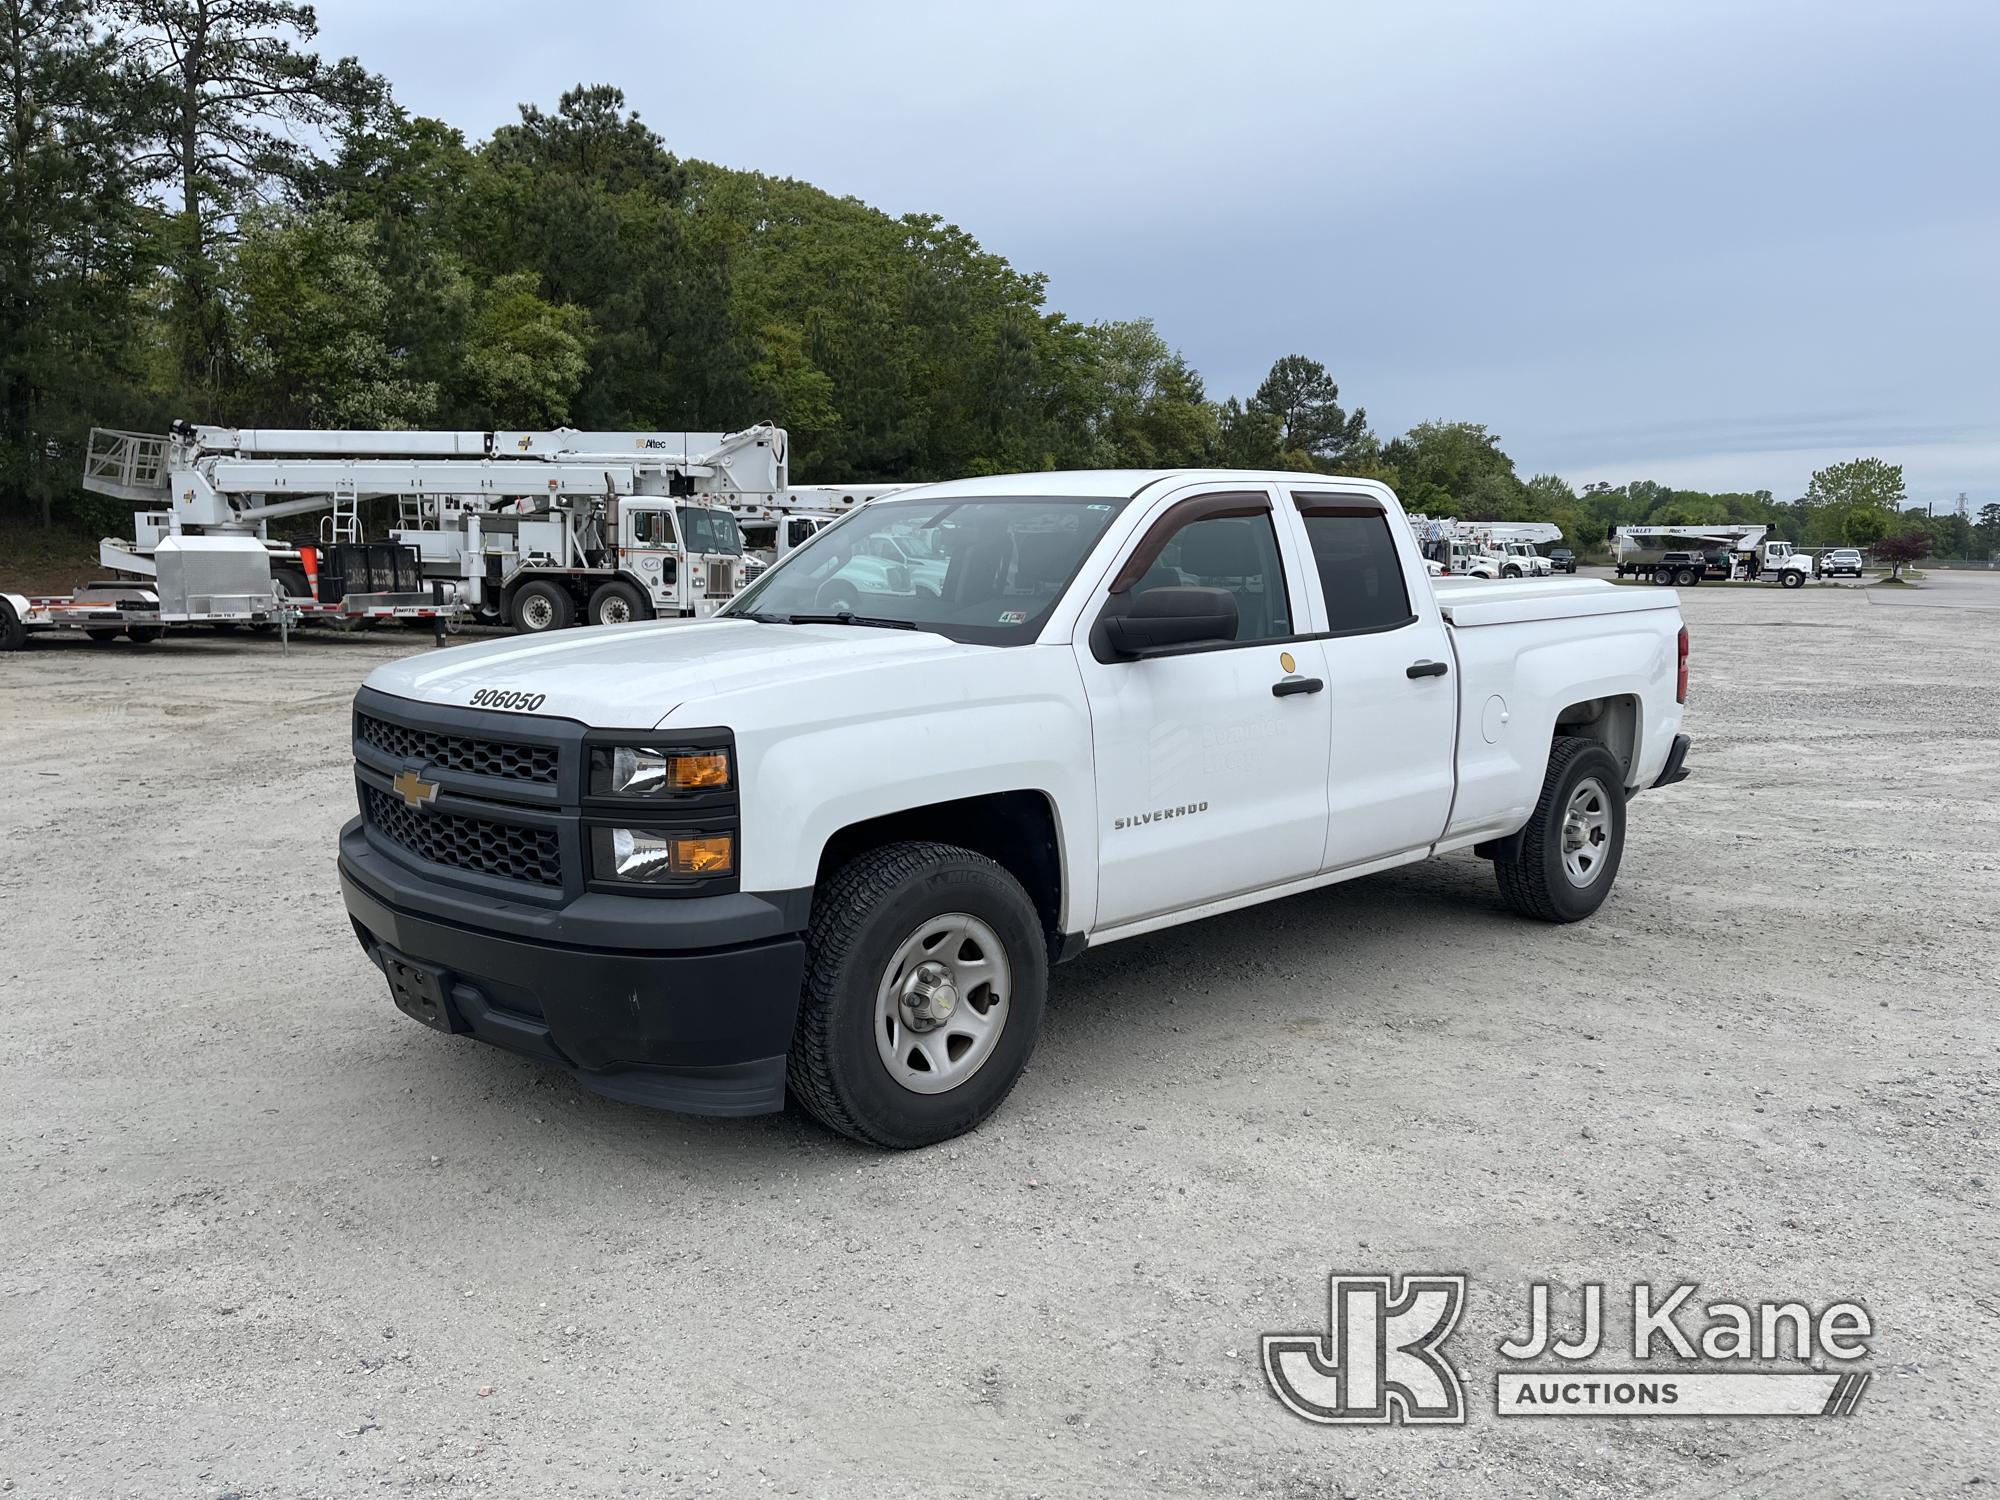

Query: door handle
1272;677;1325;698
1406;660;1449;679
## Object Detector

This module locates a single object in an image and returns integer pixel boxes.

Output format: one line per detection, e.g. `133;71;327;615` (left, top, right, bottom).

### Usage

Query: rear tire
84;627;121;643
125;626;163;643
788;841;1048;1148
510;580;574;634
0;600;24;651
1493;737;1627;923
587;580;653;626
1673;566;1697;586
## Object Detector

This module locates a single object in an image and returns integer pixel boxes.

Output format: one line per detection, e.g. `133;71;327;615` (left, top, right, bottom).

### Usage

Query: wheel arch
813;790;1070;954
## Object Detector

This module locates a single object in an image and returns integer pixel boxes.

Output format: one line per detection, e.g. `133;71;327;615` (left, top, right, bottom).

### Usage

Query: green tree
0;0;150;526
457;271;589;427
1216;395;1281;468
232;206;433;426
117;0;382;399
479;85;749;431
1973;502;2000;560
1383;421;1523;514
1803;457;1906;515
1083;319;1216;467
1842;505;1889;548
1248;354;1367;460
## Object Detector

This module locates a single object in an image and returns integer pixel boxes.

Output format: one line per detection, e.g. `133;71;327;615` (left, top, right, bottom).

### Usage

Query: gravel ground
2;576;1996;1499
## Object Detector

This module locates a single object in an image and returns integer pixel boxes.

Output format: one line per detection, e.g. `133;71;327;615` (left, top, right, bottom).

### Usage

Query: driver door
622;503;679;608
1073;487;1332;930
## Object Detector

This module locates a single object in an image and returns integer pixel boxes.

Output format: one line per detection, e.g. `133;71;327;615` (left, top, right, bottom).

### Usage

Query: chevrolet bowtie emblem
393;769;439;809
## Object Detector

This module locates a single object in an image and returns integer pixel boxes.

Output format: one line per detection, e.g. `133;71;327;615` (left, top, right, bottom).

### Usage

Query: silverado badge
392;769;439;809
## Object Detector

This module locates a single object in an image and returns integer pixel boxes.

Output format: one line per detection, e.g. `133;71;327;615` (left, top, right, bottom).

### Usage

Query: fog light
606;828;735;882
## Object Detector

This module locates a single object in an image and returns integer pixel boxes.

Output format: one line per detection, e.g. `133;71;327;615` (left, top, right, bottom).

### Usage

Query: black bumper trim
341;857;805;1116
1651;732;1693;789
341;818;810;949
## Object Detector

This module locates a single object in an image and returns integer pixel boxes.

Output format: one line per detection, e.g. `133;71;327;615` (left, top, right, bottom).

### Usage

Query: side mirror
1102;586;1239;657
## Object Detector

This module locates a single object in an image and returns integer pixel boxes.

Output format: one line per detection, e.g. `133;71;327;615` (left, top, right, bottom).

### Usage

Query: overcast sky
313;0;1998;508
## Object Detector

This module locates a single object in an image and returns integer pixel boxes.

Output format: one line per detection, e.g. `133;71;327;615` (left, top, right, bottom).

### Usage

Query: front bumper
340;819;806;1115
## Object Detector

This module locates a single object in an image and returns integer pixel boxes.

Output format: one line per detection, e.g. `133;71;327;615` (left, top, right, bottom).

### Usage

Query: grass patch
0;521;106;595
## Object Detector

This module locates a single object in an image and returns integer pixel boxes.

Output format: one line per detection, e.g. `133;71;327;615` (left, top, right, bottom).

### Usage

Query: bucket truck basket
82;429;172;503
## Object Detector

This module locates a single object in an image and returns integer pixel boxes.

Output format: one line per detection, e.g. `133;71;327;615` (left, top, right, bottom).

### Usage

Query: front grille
357;713;557;785
363;785;561;887
705;559;733;596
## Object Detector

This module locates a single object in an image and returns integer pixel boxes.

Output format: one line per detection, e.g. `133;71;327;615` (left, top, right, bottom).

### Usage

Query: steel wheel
1560;776;1613;887
600;595;632;623
873;912;1011;1095
520;594;554;629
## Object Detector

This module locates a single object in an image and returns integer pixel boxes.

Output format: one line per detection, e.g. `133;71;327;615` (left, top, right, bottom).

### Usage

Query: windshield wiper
780;612;919;630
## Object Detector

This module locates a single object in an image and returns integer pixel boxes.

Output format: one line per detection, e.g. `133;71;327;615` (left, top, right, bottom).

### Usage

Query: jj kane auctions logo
1265;1275;1872;1423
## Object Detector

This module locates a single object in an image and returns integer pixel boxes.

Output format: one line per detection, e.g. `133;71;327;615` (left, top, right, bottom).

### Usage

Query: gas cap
1481;695;1510;745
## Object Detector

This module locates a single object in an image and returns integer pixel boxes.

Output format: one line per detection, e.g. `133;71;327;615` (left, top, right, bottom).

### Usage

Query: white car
341;469;1693;1147
1821;548;1864;578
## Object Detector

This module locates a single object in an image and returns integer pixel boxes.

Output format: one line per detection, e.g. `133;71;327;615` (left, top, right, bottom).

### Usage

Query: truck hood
362;618;989;729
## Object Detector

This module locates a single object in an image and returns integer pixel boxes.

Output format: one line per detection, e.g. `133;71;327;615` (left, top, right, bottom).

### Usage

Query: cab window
1125;505;1293;644
1292;496;1415;634
631;509;670;547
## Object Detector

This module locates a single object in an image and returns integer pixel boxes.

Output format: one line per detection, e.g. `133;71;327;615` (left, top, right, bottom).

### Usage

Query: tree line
4;0;1990;562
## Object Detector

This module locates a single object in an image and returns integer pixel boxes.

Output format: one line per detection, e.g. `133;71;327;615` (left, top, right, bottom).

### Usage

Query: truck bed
1431;575;1679;628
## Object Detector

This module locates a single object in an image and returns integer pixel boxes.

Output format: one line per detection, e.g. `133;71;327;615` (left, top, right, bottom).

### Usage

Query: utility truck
74;422;780;632
727;483;911;582
340;468;1693;1148
1612;525;1814;588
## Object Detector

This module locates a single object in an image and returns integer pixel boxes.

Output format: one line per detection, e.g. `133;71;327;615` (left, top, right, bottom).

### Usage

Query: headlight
590;746;731;796
595;828;735;883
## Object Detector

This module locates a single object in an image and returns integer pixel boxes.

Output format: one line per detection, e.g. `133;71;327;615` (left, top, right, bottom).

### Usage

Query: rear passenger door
1284;490;1457;870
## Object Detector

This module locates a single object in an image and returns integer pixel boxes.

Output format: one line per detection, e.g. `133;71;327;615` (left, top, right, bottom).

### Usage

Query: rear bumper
339;819;806;1115
1650;732;1693;789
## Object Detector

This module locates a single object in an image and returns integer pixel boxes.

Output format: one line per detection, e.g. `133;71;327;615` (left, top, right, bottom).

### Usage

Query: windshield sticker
998;610;1026;625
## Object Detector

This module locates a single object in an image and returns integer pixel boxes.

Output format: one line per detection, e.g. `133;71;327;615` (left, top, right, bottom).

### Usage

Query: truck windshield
725;496;1128;644
677;506;743;556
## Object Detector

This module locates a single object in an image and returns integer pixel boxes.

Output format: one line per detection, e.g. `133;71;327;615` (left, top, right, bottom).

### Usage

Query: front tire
1493;737;1627;923
788;841;1048;1148
1780;570;1805;589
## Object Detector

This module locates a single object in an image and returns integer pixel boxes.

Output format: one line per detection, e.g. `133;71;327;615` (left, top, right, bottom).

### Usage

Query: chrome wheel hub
875;913;1010;1095
1561;776;1612;887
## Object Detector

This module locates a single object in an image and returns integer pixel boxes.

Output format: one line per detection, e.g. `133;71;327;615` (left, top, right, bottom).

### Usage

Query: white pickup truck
339;469;1692;1147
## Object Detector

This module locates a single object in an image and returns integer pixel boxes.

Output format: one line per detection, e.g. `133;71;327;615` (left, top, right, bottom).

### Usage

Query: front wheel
1780;570;1805;589
1493;737;1628;923
788;841;1048;1148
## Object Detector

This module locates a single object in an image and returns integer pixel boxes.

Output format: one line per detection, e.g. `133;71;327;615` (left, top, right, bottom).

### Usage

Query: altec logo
1263;1274;1468;1425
